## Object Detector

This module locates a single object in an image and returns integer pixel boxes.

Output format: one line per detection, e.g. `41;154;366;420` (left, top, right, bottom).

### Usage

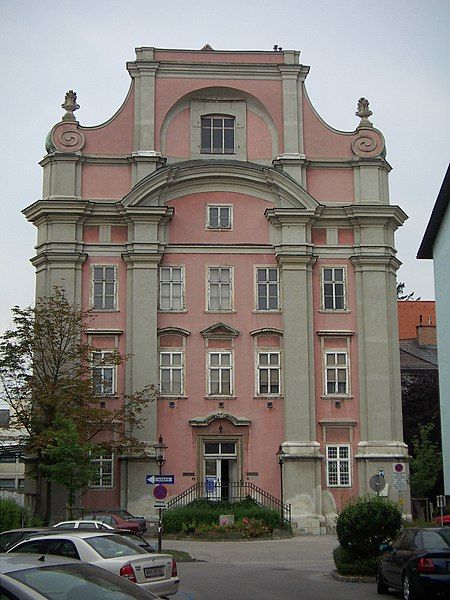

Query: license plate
144;566;165;579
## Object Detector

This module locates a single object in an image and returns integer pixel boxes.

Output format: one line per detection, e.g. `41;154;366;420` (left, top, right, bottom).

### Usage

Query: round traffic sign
153;484;168;500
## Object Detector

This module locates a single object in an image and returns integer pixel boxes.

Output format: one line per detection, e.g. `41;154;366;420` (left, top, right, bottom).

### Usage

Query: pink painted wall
247;111;273;160
155;78;284;153
165;108;190;158
157;248;284;499
82;164;132;199
312;256;361;503
81;88;134;155
307;168;354;203
167;192;272;245
154;50;284;64
303;93;354;159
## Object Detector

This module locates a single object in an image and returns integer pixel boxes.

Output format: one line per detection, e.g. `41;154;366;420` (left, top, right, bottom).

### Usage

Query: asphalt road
162;536;403;600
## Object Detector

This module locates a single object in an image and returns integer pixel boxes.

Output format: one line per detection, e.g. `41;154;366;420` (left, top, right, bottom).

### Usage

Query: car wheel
376;568;389;594
403;573;421;600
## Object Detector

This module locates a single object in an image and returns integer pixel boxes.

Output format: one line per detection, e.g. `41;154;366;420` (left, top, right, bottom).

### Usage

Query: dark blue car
377;527;450;599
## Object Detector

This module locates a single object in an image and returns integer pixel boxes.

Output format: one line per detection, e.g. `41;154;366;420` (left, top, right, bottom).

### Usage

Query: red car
435;515;450;526
83;511;145;533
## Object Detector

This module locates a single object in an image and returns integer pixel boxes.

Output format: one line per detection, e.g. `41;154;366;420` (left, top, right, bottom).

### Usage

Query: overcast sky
1;0;449;333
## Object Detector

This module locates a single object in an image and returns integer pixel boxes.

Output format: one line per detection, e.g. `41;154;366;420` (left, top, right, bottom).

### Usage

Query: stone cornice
157;326;190;337
250;327;283;337
344;205;408;228
189;412;251;427
265;207;320;226
118;205;174;224
30;252;87;268
121;161;320;210
350;254;402;273
23;199;93;224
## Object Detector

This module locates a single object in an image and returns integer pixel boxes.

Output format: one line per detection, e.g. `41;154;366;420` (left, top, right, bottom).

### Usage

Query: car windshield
86;535;147;559
8;562;157;599
115;510;133;519
422;530;450;549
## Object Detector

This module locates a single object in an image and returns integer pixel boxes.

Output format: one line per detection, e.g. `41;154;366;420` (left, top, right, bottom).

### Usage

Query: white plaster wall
433;206;450;495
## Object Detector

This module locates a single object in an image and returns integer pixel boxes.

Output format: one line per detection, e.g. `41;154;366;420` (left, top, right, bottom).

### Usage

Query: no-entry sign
153;484;168;500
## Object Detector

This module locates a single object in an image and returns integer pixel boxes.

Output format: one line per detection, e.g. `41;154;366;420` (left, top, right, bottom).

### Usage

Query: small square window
207;205;232;229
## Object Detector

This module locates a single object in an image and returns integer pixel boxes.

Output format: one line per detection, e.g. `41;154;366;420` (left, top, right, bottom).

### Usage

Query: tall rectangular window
326;445;351;487
325;352;348;395
91;451;113;488
201;116;235;154
208;267;232;311
322;267;346;310
207;205;232;229
257;352;281;395
159;266;184;311
208;352;232;395
93;266;117;310
159;352;183;396
92;352;115;396
256;268;279;311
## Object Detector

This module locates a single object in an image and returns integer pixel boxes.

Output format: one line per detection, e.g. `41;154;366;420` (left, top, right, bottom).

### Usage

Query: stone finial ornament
355;97;373;127
61;90;80;122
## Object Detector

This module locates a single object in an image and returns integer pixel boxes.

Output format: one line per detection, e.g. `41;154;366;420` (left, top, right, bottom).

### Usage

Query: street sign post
437;494;445;523
146;474;175;485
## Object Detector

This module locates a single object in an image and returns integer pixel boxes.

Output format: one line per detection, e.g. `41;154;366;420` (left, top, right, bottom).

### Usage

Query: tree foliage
0;288;156;513
397;282;420;301
409;423;442;498
0;287;155;456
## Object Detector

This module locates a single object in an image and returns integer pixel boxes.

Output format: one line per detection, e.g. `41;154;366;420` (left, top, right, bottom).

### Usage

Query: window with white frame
322;267;346;310
92;352;115;396
257;352;281;395
326;445;351;487
159;352;183;396
256;268;280;311
159;266;184;311
201;115;235;154
93;266;117;310
208;352;232;395
90;451;113;488
208;267;232;311
325;352;348;395
207;205;232;229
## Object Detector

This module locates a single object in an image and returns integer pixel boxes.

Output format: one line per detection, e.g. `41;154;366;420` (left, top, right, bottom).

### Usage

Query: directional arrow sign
146;474;175;485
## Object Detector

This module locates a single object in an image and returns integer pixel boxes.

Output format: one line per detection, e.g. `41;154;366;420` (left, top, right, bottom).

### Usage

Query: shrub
335;495;402;561
0;498;22;532
194;518;272;539
162;498;281;534
333;546;378;577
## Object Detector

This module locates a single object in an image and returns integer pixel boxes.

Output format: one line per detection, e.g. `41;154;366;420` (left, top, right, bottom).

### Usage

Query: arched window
201;115;235;154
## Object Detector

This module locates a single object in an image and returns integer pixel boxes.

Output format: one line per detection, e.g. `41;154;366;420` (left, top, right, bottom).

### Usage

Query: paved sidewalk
160;535;338;568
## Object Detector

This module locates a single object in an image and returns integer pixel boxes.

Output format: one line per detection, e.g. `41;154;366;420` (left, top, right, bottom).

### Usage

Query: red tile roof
397;301;436;340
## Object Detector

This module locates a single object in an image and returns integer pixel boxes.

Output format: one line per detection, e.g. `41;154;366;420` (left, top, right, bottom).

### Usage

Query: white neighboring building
0;402;26;505
418;165;450;496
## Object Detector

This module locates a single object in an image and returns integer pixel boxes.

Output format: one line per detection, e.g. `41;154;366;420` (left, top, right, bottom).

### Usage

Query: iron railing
167;480;291;525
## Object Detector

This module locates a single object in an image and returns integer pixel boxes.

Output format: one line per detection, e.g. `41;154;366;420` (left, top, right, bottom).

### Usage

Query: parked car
435;514;450;526
7;531;179;597
1;553;163;599
53;519;115;530
117;531;156;553
0;528;49;552
84;509;147;533
377;527;450;599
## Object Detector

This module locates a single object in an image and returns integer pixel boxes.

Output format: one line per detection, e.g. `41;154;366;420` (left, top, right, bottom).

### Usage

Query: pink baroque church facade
24;46;410;533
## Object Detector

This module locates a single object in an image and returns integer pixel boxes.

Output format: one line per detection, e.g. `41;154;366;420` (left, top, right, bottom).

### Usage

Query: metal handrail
166;480;291;525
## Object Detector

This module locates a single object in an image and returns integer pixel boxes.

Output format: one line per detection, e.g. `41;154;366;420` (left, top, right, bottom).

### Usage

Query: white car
8;532;179;597
53;519;115;530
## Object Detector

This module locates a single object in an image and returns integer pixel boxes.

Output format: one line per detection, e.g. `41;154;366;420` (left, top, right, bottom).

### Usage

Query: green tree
0;287;156;521
39;417;96;519
409;423;442;498
396;282;420;300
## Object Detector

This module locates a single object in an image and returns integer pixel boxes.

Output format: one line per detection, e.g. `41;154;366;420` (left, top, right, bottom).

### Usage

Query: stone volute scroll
46;90;85;153
351;97;385;158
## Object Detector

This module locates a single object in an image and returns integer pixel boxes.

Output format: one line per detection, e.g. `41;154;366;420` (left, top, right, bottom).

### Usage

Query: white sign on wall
393;472;407;491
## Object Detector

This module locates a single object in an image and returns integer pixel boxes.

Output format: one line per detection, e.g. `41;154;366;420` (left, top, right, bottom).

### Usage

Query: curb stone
330;570;375;584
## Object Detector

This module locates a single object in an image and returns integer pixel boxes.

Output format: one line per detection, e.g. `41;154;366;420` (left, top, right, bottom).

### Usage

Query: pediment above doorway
200;322;239;339
189;412;251;427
